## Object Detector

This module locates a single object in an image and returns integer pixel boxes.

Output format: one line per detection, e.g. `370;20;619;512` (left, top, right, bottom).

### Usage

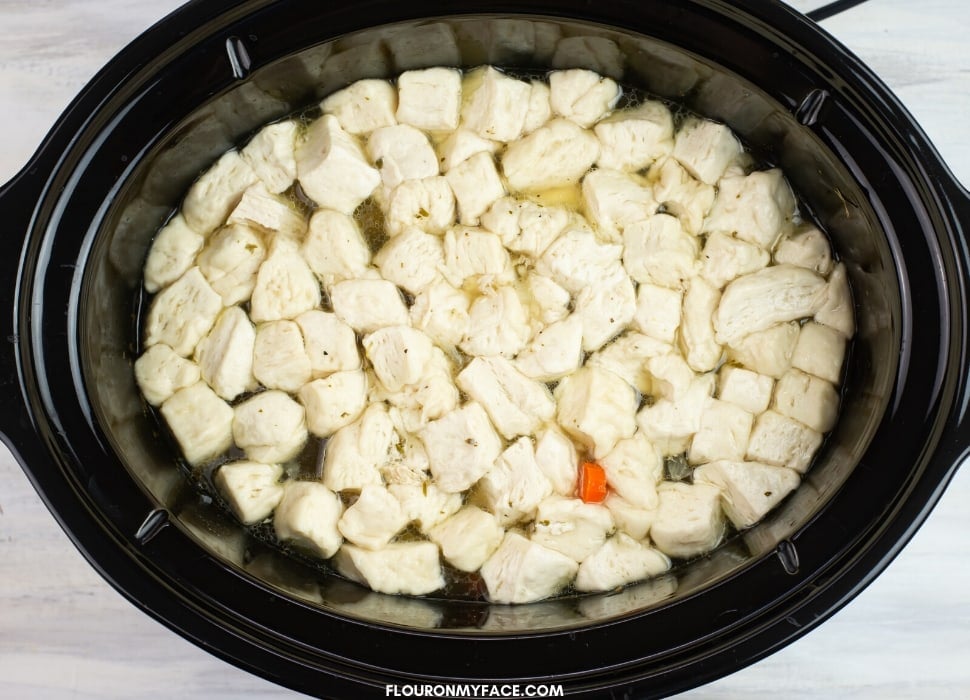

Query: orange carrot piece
579;461;608;503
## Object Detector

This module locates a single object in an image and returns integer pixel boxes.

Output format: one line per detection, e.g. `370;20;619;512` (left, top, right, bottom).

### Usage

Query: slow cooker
1;0;968;697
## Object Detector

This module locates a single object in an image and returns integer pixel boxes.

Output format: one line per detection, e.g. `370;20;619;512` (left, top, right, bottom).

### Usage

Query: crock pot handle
0;165;44;455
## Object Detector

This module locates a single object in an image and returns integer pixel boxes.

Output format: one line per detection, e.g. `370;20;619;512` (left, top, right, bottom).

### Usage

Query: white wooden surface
1;1;968;698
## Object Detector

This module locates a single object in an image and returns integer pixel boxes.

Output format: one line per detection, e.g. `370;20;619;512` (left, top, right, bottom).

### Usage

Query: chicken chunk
457;356;556;440
746;410;823;473
321;79;398;135
622;213;700;290
299;370;368;437
385;175;457;236
419;402;503;493
699;232;770;289
534;425;580;497
693;460;800;530
716;365;774;415
232;390;307;463
396;67;462;132
501;118;600;192
445;151;507;226
441;226;511;288
214;461;284;525
300;208;371;288
537;228;623;294
581;168;657;242
143;215;205;293
160;382;234;466
481;197;569;258
773;224;834;275
477;437;553;526
548;69;621;128
428;506;504;572
575;533;671;592
726;321;800;378
680;276;722;373
704;169;796;250
459;285;532;358
322;403;395;492
363;325;435;393
688;398;754;464
772;369;839;433
250;240;321;323
556;366;638;458
366;123;439;192
182;150;258;236
671;117;741;186
574;266;637;352
600;432;664;510
196;223;267;306
650;481;726;559
273;480;344;558
337;485;409;550
714;265;827;345
135;343;201;406
514;315;584;382
791;321;846;384
480;531;579;604
295;310;360;378
252;320;312;392
531;495;615;562
373;226;444;294
240;120;298;194
195;305;257;401
334;541;444;596
594;101;674;172
409;280;470;349
226;182;306;241
649;157;716;235
815;262;855;338
461;66;532;142
330;278;409;334
144;267;223;357
633;283;682;344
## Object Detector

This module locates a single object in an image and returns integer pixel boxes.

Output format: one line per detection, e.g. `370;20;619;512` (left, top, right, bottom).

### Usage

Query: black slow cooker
1;0;969;697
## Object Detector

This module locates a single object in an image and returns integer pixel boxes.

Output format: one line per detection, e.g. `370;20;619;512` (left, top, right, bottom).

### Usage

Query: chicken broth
134;65;853;604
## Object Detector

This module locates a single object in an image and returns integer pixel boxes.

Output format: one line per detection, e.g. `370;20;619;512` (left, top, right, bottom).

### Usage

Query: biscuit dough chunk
273;481;344;558
160;382;234;466
232;390;308;464
420;402;503;493
334;541;444;596
214;461;285;526
480;532;579;604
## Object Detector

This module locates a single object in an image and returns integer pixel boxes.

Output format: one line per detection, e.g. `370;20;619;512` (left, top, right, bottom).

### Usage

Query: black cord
806;0;874;22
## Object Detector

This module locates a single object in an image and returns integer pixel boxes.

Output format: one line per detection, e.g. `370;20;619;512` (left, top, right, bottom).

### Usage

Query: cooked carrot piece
579;461;608;503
